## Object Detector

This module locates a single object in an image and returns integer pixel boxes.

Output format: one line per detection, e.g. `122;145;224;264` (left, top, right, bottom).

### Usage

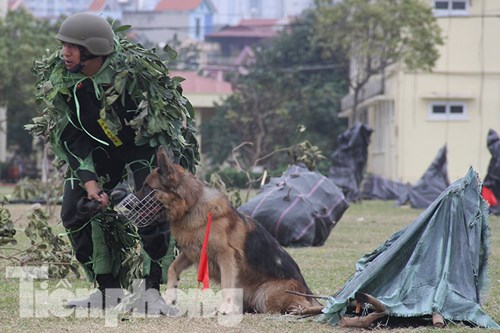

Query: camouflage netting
321;167;499;329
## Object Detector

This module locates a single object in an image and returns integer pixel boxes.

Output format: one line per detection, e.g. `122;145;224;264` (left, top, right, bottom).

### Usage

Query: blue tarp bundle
321;167;499;329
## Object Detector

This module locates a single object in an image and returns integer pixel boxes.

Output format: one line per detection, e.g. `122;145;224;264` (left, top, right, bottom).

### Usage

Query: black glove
75;197;101;220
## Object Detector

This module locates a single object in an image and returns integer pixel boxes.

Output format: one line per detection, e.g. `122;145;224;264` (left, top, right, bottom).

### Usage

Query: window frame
428;101;468;121
433;0;469;16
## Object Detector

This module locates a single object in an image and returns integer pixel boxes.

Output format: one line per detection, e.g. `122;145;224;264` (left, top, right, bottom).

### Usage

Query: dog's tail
285;290;326;315
285;289;324;307
285;289;330;300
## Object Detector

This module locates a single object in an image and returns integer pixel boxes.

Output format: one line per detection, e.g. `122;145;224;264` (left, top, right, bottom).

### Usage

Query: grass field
0;200;498;333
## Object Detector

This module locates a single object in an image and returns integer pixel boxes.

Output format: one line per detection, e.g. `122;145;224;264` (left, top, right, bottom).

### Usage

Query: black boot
142;262;177;315
118;262;177;316
145;261;162;291
66;273;124;309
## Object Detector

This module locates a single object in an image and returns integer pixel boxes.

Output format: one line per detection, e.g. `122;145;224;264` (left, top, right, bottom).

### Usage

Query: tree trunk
0;105;7;163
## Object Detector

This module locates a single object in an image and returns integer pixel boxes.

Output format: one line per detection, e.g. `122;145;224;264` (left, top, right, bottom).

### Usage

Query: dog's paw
217;301;240;315
288;305;302;315
164;288;177;305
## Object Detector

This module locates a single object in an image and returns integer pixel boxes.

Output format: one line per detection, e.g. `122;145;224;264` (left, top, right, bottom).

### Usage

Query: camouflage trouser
61;145;172;282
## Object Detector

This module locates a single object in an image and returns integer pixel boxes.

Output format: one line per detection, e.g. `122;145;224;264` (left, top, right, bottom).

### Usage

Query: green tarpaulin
321;167;499;329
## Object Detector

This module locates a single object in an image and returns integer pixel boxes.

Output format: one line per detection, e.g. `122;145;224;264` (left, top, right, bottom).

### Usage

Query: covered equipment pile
321;167;499;329
328;123;372;202
238;164;348;247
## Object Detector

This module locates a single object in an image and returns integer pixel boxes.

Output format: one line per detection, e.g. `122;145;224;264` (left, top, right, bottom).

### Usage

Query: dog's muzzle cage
114;190;165;227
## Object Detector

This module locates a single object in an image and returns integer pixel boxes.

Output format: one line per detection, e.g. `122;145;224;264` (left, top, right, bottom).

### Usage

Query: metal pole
0;0;8;163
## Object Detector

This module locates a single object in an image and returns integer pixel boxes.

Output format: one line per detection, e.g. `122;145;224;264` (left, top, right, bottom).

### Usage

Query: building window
433;0;468;16
428;101;468;121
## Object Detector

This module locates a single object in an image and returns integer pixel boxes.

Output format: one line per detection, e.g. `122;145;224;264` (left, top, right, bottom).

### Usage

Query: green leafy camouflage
24;206;81;279
0;198;16;246
26;27;200;174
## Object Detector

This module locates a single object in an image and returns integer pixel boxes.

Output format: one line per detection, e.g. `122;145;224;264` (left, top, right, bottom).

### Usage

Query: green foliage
0;9;59;153
10;177;62;202
201;10;348;169
10;178;39;201
23;205;81;279
206;171;246;207
96;209;140;289
205;167;260;190
0;199;141;284
0;199;16;246
289;139;325;171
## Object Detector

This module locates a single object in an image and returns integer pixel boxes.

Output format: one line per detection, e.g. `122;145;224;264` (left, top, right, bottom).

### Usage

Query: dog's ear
157;146;175;177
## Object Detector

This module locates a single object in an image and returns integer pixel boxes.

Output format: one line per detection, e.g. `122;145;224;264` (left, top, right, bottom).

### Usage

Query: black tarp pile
320;167;499;329
361;146;450;209
397;145;450;208
483;129;500;215
238;164;349;247
361;174;408;201
329;123;372;202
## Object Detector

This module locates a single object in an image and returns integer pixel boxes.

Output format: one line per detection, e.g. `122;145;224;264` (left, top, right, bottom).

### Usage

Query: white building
210;0;314;28
22;0;92;19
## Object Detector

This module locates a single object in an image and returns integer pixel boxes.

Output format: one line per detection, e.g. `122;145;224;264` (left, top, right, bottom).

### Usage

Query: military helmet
56;13;114;56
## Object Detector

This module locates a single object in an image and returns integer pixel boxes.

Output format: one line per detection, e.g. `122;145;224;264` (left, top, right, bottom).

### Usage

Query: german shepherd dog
137;146;321;314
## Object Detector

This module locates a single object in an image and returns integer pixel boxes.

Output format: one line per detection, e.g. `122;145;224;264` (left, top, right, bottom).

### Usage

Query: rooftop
155;0;202;11
206;18;292;39
172;71;232;95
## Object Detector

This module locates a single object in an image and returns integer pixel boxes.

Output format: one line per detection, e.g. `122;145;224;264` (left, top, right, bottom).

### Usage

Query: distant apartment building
22;0;92;19
20;0;159;20
123;0;216;43
203;17;292;79
17;0;313;46
18;0;315;25
210;0;314;27
202;0;313;78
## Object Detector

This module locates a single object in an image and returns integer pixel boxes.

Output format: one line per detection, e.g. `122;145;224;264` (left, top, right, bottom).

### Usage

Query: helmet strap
68;62;84;73
67;46;99;73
